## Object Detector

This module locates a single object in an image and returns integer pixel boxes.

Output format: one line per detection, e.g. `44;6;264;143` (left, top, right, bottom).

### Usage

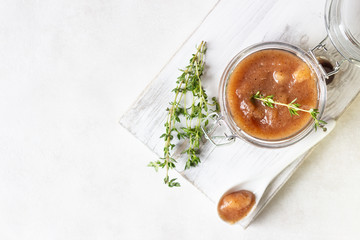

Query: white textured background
0;0;359;239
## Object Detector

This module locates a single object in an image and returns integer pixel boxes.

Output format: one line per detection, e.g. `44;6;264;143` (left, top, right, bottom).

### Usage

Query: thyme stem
252;91;327;132
148;41;219;187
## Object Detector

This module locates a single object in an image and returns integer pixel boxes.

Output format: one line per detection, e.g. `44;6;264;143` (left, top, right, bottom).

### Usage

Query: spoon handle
262;119;336;185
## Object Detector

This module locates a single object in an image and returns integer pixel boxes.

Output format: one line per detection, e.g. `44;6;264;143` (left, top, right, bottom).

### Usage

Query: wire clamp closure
201;112;236;146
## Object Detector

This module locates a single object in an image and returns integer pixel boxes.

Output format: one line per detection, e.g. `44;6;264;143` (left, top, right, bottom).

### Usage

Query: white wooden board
120;0;360;228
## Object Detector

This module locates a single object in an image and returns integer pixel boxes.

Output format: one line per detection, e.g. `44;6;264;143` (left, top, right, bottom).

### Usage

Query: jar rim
218;42;327;148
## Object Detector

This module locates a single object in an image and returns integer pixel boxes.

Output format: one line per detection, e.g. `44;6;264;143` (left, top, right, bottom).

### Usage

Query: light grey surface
0;0;360;239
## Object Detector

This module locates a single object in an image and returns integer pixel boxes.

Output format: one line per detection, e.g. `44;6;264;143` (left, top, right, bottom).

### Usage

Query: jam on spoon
217;190;256;224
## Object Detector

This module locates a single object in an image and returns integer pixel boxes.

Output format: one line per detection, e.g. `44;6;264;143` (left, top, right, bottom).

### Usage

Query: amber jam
226;49;318;140
217;190;256;224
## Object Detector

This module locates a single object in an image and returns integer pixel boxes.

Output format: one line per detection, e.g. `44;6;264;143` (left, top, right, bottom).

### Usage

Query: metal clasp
201;112;236;146
309;36;346;79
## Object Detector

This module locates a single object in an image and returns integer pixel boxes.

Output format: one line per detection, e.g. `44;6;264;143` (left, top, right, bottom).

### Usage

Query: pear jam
226;49;317;140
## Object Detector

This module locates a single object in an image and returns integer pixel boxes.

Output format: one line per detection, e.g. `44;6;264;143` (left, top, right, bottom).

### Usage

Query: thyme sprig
148;41;219;187
252;91;327;132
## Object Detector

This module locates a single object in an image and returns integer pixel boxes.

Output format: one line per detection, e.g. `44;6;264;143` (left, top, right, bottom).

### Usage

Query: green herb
252;91;327;132
148;41;219;187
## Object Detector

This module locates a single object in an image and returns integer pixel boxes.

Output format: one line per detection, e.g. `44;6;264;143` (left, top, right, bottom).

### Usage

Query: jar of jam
203;0;360;148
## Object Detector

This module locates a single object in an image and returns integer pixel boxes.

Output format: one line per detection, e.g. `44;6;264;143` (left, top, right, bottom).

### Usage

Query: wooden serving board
120;0;360;227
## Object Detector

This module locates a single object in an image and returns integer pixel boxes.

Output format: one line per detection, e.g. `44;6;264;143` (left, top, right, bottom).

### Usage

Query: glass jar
217;42;327;148
203;0;360;148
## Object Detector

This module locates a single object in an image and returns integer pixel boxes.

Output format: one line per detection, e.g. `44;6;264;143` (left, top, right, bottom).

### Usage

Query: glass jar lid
325;0;360;65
